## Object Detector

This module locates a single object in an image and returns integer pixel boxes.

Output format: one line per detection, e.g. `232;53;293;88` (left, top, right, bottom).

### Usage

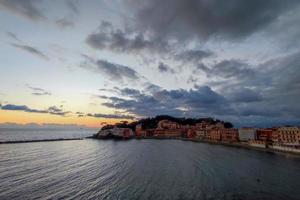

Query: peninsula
94;115;300;155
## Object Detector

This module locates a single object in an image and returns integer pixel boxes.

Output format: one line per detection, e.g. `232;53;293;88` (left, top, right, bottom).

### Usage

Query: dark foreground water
1;139;300;200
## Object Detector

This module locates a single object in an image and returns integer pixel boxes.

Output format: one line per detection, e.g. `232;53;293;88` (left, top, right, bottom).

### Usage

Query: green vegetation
101;115;233;130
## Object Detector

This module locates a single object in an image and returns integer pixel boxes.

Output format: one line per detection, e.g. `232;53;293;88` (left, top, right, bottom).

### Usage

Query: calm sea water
1;139;300;200
0;128;97;142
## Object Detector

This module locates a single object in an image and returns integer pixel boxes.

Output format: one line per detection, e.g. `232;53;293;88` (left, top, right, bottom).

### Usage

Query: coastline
94;136;300;157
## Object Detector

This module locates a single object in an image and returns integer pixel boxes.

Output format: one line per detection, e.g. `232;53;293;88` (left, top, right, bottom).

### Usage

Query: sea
1;128;300;200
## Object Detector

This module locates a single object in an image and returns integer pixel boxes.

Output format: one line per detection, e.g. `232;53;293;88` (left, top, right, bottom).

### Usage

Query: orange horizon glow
0;110;132;128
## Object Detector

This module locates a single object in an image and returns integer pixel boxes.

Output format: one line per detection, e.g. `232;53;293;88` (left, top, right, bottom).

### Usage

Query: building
256;129;273;141
238;128;256;142
195;129;206;139
153;129;183;137
97;127;133;139
210;128;221;141
135;124;146;137
277;127;300;145
271;128;279;143
220;128;239;142
186;128;196;138
157;120;181;129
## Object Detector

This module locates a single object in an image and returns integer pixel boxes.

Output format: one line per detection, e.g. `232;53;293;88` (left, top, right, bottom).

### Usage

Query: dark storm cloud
99;86;234;118
86;21;170;54
0;104;70;116
226;88;263;103
158;62;175;73
200;51;300;121
237;106;282;118
27;85;51;96
0;0;46;21
126;0;299;41
55;18;74;29
10;43;48;60
80;55;140;82
86;113;135;120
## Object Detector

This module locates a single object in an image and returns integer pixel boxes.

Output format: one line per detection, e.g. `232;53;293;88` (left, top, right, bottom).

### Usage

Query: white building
238;128;256;141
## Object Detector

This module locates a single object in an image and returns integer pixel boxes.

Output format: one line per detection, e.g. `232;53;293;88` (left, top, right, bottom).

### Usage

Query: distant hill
101;115;233;131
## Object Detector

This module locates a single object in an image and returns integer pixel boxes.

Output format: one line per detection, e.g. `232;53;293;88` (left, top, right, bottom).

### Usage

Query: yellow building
277;127;300;144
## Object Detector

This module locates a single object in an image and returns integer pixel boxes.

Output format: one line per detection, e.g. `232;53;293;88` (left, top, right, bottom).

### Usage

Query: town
95;116;300;154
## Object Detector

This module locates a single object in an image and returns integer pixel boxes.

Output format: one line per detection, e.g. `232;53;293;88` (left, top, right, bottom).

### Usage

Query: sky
0;0;300;128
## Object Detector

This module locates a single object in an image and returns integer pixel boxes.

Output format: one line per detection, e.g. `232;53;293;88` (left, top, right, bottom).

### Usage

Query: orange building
220;128;239;142
210;129;221;141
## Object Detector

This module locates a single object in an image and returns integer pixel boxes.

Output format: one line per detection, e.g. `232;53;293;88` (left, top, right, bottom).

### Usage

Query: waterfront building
220;128;239;142
210;128;221;141
238;128;256;142
256;129;273;141
153;129;183;137
186;128;196;138
277;127;300;145
195;129;206;139
157;120;181;129
215;122;225;129
271;128;279;143
135;124;146;137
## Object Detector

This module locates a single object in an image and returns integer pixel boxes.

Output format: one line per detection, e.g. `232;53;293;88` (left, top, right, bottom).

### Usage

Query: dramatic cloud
2;1;300;127
201;51;300;121
55;18;74;29
10;43;48;60
0;104;70;116
99;86;233;118
0;0;46;21
126;0;299;41
86;21;169;54
158;62;175;73
80;55;140;82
